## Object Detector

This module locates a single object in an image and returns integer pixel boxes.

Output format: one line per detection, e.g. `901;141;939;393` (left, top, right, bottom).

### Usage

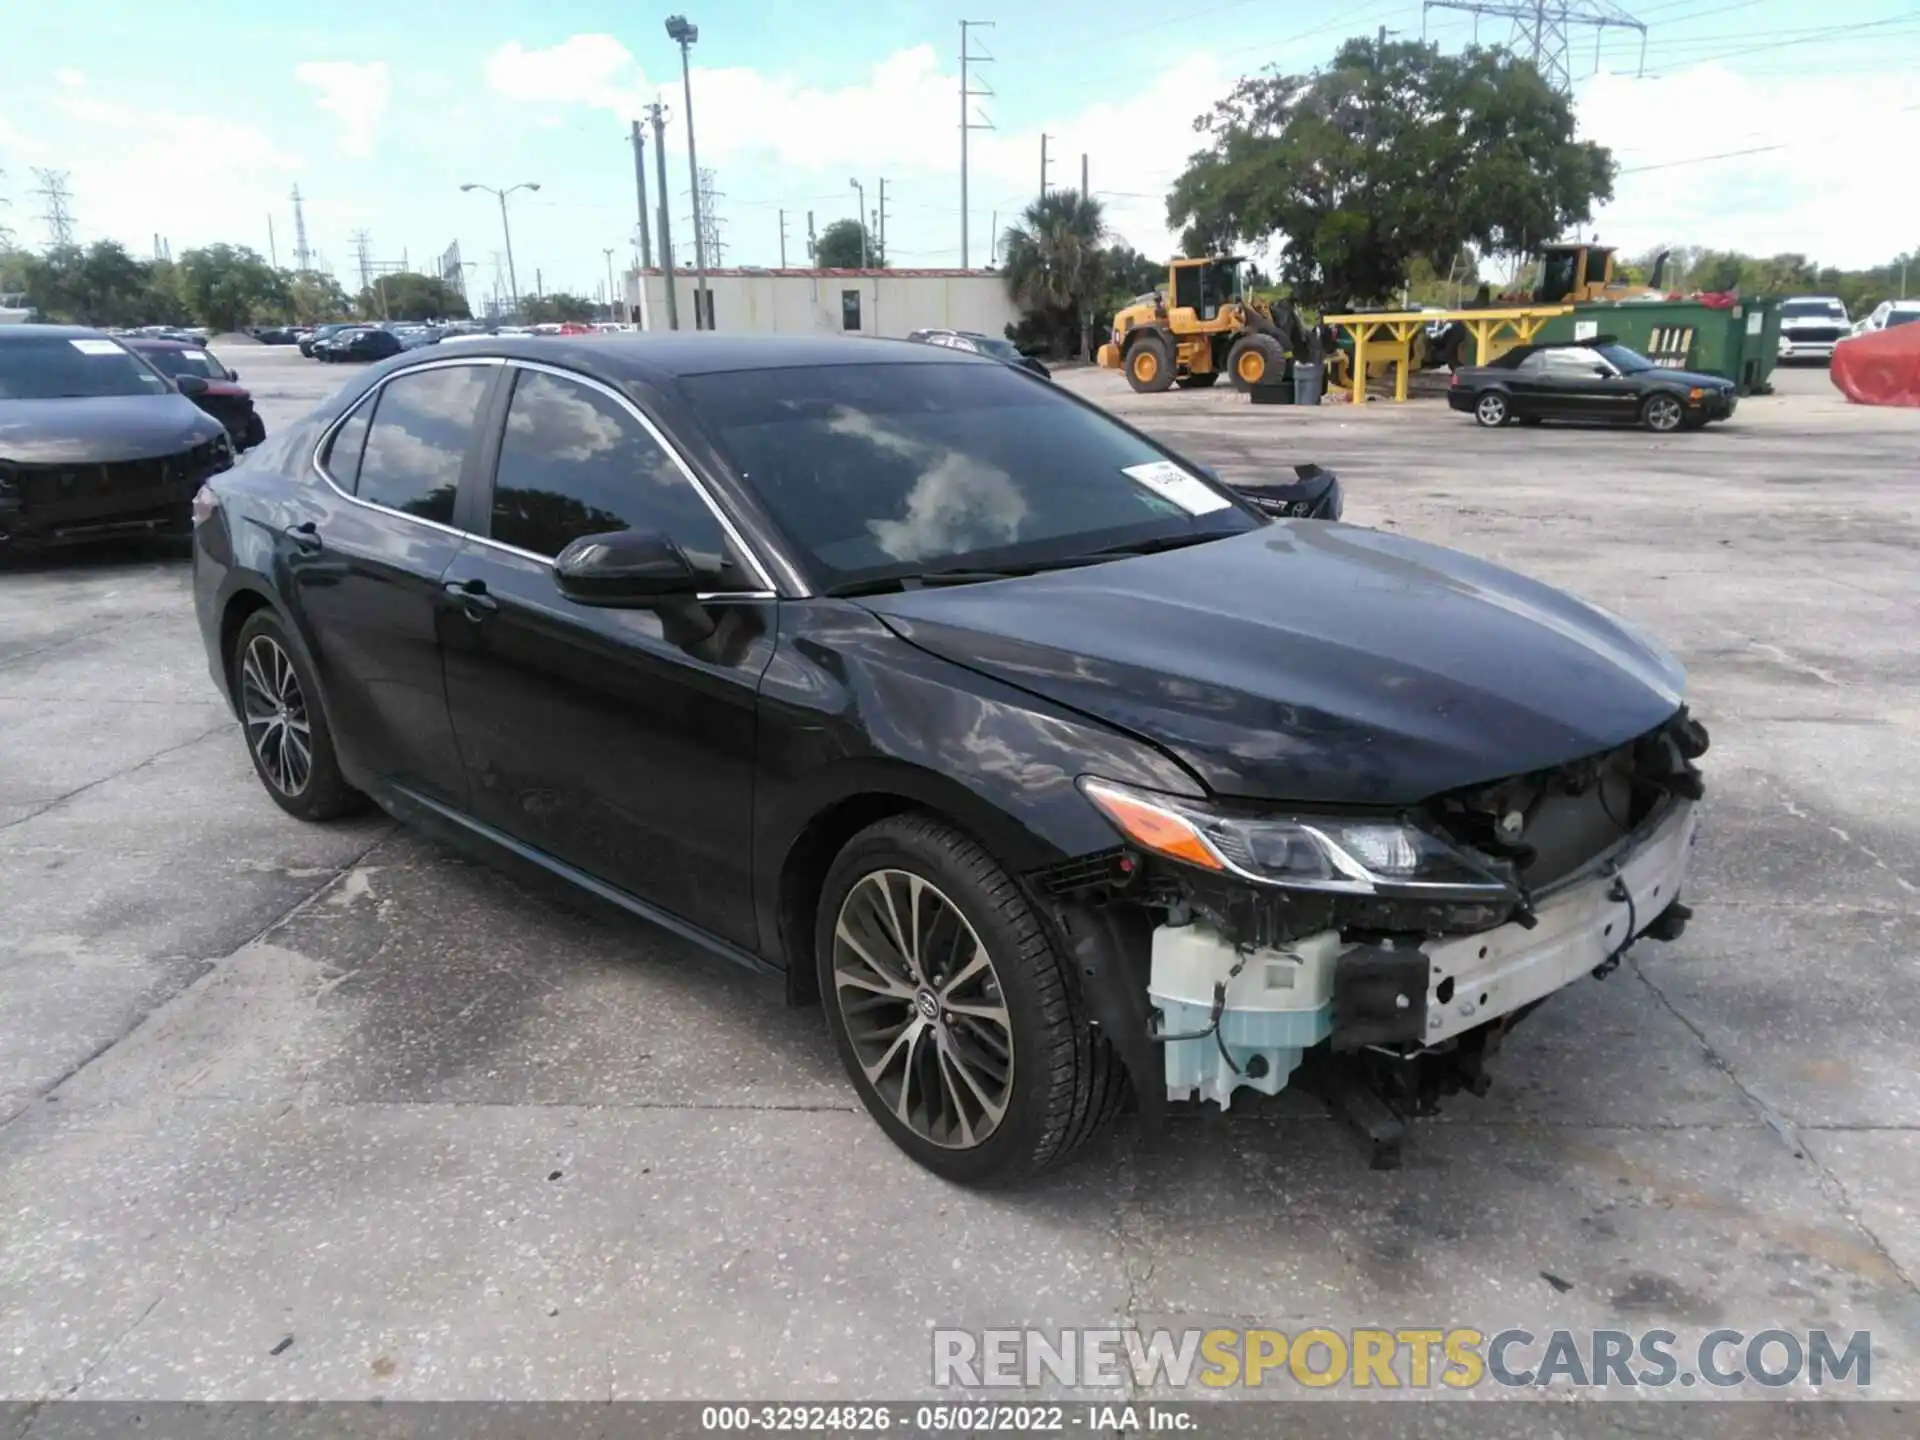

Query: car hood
0;395;226;465
861;524;1687;805
1645;367;1734;390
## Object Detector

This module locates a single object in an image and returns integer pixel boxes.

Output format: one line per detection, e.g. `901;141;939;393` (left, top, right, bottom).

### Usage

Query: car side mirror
175;374;210;397
1591;365;1611;377
227;368;239;381
553;529;698;606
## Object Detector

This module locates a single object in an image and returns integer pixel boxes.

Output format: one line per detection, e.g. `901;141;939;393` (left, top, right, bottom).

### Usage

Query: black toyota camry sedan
2;325;233;548
192;334;1705;1183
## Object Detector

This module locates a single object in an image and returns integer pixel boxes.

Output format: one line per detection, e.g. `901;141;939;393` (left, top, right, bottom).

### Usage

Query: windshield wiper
1077;530;1239;559
825;555;1113;598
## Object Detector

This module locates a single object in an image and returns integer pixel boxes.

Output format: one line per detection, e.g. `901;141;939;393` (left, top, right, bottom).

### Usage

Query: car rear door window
488;368;729;563
356;365;491;524
322;399;374;492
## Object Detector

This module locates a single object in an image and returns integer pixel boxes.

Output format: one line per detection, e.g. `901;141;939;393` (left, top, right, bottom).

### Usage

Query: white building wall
628;270;1021;342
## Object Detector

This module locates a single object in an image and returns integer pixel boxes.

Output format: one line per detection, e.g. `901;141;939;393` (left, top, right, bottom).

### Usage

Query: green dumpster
1535;298;1780;394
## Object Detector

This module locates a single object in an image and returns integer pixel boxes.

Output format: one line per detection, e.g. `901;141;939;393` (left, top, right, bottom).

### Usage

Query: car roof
385;332;979;381
0;323;117;343
120;336;197;350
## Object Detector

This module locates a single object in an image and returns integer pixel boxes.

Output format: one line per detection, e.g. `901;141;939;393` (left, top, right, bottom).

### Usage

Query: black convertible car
1;325;233;547
1449;339;1738;432
192;335;1705;1182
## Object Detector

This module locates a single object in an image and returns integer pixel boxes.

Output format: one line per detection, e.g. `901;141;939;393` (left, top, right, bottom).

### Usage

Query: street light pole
460;181;541;316
665;16;709;329
849;178;866;267
603;247;618;322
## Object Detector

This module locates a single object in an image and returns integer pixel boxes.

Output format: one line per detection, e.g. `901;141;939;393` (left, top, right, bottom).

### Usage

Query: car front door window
488;368;732;565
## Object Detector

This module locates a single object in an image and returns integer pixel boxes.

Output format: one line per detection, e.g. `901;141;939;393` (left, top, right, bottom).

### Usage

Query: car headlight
1079;778;1515;900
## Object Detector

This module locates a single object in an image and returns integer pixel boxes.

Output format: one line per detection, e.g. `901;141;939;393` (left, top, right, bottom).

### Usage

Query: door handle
284;520;322;553
443;577;499;620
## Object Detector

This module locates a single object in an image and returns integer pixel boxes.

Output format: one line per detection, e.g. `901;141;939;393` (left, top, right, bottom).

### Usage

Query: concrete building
624;267;1021;341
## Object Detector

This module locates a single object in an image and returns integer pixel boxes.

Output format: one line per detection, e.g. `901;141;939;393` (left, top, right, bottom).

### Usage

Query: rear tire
1473;390;1511;427
816;813;1126;1185
1124;335;1175;393
229;611;366;822
1226;334;1286;392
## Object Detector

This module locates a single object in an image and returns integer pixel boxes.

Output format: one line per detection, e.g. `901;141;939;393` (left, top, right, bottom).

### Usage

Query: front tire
1226;334;1285;392
1124;335;1175;393
230;611;365;821
1641;392;1685;432
1474;390;1511;427
816;814;1125;1185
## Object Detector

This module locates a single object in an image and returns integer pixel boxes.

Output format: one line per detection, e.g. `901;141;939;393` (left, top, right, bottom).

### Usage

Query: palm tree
1000;191;1108;359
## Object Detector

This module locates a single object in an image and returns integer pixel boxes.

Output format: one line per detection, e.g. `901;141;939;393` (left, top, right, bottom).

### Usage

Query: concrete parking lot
2;343;1917;1411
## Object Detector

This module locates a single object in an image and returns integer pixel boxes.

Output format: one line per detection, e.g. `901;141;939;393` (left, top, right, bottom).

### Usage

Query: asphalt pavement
1;344;1917;1414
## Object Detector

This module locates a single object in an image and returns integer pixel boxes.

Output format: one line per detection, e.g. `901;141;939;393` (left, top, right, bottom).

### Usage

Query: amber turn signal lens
1080;781;1224;872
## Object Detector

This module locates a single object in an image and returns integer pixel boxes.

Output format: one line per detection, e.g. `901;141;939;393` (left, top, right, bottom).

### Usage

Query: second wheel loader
1096;256;1308;394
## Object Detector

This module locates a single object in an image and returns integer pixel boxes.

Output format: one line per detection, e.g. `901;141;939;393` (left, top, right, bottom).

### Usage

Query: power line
1616;100;1920;172
1423;2;1649;90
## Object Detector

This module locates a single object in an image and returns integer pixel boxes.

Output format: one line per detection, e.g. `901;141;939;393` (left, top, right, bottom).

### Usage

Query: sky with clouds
3;0;1917;304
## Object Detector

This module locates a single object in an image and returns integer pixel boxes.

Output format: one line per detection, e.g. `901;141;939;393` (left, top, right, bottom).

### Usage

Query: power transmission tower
1422;0;1646;92
959;19;995;269
692;168;725;269
31;169;76;248
290;185;314;271
351;230;374;292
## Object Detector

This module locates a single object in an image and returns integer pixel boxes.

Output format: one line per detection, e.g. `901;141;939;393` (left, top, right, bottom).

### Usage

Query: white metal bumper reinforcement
1419;799;1698;1046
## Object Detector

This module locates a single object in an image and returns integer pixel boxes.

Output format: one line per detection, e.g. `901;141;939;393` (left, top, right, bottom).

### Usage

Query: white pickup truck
0;291;38;325
1776;295;1851;363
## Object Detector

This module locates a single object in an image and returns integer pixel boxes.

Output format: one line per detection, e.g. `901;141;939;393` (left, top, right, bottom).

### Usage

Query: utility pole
876;178;888;268
267;214;278;269
1039;135;1052;202
604;247;618;321
849;179;867;267
1081;153;1088;199
648;103;679;330
989;210;997;266
666;15;709;328
806;210;817;263
959;20;995;269
536;268;544;300
629;120;653;269
778;209;787;268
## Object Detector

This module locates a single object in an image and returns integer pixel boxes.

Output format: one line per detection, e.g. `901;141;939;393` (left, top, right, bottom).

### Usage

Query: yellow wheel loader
1097;257;1306;394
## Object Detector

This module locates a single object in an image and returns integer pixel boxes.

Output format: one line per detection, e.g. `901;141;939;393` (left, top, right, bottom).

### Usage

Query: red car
120;338;267;450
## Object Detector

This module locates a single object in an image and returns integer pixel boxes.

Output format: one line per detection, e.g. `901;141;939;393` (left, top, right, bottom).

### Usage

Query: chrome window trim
307;354;789;598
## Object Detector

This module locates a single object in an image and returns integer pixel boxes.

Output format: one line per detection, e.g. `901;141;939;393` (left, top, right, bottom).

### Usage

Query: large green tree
17;242;156;327
1168;37;1615;307
175;244;290;332
357;271;469;322
289;270;353;324
1000;191;1109;358
813;218;883;269
519;292;595;324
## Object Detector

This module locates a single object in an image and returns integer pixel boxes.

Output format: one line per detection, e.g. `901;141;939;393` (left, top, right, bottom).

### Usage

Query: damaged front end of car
1034;707;1709;1167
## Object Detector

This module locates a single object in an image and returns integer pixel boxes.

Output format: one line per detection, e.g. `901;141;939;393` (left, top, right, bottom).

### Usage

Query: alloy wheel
831;869;1014;1150
1475;393;1508;426
1645;395;1683;432
240;634;313;796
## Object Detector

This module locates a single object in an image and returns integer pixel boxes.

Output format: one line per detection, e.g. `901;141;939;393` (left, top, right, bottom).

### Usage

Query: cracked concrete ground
0;349;1915;1421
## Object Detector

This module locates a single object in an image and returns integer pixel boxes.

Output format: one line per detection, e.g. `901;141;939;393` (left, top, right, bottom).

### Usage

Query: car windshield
1781;301;1844;319
678;361;1256;591
0;336;172;400
1592;343;1655;373
139;347;226;380
969;335;1022;361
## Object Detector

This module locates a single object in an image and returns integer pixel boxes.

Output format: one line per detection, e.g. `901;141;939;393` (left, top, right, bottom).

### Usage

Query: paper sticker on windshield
69;338;122;356
1122;460;1231;516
